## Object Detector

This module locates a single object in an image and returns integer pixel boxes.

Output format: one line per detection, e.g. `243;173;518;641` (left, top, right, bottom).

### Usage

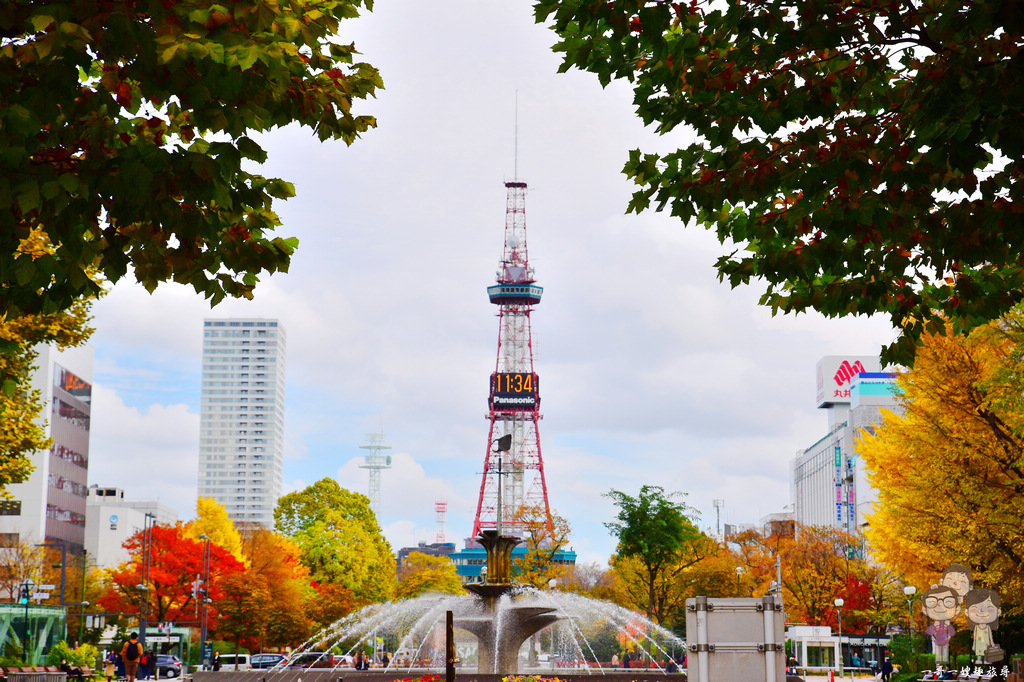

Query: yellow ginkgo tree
185;497;246;565
859;307;1024;609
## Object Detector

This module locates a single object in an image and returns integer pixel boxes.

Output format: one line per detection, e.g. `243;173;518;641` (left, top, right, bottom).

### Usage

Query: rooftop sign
816;356;882;408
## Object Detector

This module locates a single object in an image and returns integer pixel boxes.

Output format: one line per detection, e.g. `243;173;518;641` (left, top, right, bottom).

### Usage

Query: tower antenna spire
514;91;519;181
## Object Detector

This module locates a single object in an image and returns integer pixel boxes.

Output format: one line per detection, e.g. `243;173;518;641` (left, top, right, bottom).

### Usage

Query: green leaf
29;15;55;31
16;183;40;214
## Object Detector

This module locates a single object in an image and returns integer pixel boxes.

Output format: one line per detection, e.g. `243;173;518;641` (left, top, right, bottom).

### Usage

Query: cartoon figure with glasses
922;585;960;665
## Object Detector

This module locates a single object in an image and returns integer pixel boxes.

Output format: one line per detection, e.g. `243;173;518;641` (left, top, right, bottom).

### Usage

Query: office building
84;485;178;569
0;343;93;551
198;318;285;526
791;357;901;532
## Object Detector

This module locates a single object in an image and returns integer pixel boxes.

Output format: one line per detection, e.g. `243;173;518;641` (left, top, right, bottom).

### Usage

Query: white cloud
88;385;199;519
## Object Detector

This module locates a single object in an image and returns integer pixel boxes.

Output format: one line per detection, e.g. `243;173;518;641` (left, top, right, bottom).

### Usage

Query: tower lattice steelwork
472;181;551;537
358;432;392;518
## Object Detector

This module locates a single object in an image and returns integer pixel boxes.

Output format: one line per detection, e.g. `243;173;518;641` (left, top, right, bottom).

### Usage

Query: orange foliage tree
511;505;574;590
859;310;1024;610
306;582;362;635
99;523;245;628
732;524;902;633
217;527;311;651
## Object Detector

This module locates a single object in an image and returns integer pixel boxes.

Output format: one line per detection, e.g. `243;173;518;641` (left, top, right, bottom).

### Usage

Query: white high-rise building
0;343;93;550
198;318;285;526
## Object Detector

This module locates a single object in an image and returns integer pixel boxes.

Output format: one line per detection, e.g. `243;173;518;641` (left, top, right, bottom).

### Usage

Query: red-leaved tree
99;523;245;630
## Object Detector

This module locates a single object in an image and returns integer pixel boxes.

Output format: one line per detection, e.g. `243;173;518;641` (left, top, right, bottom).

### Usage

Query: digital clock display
489;372;539;410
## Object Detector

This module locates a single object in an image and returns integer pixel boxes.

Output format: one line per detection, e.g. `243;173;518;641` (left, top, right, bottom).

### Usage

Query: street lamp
138;512;155;648
904;586;917;650
199;534;211;670
834;598;845;678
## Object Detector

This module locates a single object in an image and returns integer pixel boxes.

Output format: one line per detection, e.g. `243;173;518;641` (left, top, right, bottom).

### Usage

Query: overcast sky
85;1;897;565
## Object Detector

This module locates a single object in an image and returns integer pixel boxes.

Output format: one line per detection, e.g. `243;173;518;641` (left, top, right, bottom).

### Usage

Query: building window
0;501;21;516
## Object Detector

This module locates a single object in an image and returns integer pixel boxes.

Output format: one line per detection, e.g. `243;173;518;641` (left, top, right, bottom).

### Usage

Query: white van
218;654;251;671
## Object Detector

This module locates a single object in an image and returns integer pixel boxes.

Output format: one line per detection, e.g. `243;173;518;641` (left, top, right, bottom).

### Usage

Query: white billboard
816;355;881;407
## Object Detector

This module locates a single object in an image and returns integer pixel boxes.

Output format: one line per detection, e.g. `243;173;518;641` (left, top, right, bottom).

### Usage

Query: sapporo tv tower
471;179;552;537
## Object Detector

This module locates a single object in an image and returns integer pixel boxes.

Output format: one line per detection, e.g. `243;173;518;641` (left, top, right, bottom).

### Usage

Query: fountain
457;530;561;673
262;530;685;678
192;528;684;681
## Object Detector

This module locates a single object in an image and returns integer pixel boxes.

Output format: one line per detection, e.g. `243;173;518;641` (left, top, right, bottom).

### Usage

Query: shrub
46;641;100;668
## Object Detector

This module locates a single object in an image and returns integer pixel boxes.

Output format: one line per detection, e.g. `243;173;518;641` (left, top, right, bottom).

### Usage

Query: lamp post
834;598;845;678
36;542;68;605
904;586;917;652
199;534;211;670
79;549;89;645
547;578;558;669
20;578;34;663
139;513;155;647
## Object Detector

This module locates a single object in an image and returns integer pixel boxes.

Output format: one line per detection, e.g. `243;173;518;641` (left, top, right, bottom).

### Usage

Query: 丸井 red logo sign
833;360;866;386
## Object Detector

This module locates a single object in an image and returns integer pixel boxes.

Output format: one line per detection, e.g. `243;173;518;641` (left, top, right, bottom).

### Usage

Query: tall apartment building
791;356;901;533
0;343;93;551
198;318;285;526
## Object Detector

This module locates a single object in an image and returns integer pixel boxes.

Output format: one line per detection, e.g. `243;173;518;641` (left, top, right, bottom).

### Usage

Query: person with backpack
122;633;143;682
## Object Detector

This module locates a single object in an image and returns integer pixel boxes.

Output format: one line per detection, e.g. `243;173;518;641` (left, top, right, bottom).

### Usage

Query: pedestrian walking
881;658;894;682
121;633;143;682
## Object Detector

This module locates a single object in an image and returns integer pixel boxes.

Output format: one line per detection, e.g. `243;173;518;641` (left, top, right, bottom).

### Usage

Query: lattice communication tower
358;432;392;517
472;181;552;537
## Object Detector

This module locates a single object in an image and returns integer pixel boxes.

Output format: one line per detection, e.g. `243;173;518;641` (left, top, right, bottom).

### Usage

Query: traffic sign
33;592;50;600
39;584;57;591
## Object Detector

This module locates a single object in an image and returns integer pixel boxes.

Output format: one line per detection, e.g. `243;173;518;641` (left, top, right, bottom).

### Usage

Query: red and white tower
472;181;552;537
435;500;448;544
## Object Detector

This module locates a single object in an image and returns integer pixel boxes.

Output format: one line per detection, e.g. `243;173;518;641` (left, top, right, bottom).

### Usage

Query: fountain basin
194;672;683;682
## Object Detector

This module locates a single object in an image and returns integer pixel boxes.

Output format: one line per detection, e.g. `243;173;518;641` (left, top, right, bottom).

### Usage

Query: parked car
251;654;286;669
155;655;182;678
218;654;251;671
288;652;336;668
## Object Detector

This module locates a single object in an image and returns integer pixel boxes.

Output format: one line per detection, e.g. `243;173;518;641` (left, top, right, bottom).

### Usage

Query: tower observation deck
472;180;552;537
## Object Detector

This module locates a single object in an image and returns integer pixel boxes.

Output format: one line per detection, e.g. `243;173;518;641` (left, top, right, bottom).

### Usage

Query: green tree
0;0;381;319
604;485;710;622
536;0;1024;364
274;478;396;604
395;552;464;600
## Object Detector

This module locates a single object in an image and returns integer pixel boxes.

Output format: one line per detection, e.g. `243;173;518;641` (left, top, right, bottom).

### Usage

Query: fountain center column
458;531;561;674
